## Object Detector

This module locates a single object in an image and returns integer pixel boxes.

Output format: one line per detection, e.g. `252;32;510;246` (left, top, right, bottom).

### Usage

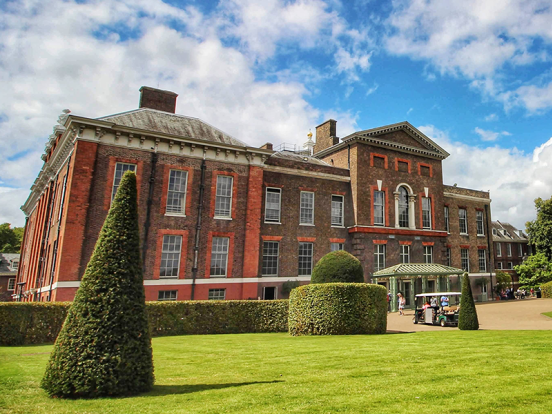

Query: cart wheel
440;318;447;327
413;317;418;324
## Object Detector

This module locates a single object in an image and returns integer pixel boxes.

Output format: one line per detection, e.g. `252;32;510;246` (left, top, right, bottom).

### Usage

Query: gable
376;130;427;150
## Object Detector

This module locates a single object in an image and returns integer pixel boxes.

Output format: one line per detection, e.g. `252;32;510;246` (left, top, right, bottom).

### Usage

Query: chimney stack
313;119;338;154
139;86;178;113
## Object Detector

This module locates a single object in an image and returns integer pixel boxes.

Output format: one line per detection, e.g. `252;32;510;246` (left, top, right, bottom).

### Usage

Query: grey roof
99;108;247;147
0;253;19;275
492;221;528;242
372;263;465;277
269;151;331;166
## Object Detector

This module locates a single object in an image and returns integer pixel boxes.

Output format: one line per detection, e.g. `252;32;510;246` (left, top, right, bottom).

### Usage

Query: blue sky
0;0;551;228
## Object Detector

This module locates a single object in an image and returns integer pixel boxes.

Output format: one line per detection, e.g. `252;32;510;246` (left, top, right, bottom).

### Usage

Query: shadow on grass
148;380;284;396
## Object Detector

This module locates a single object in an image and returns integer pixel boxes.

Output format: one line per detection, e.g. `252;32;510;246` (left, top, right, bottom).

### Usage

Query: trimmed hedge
541;281;552;298
311;251;364;284
288;283;387;336
0;300;289;346
459;273;479;330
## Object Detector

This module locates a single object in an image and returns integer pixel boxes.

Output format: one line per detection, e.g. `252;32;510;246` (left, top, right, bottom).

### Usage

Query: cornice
443;192;491;204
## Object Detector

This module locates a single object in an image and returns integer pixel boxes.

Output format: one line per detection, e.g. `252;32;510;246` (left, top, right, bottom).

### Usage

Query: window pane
215;176;233;217
158;290;177;301
422;197;431;229
459;209;467;234
424;246;433;263
398;187;409;228
331;195;344;226
112;163;137;200
400;245;410;264
476;211;484;235
160;235;182;278
208;289;226;300
298;242;313;275
210;237;229;277
8;278;15;290
331;243;344;252
166;170;187;214
265;188;281;222
374;244;386;271
262;241;279;276
374;191;384;226
478;249;486;272
444;206;449;232
300;192;314;224
461;249;469;272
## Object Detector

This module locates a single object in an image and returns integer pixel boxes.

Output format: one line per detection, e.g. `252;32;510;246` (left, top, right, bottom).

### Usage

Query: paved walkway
387;297;552;332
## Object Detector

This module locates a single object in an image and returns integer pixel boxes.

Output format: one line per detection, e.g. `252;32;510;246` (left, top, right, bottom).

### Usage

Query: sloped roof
372;263;465;277
99;108;247;147
492;221;528;241
0;253;19;275
270;151;331;166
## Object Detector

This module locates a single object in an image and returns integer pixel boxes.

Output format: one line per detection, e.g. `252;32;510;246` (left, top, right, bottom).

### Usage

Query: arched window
398;186;409;228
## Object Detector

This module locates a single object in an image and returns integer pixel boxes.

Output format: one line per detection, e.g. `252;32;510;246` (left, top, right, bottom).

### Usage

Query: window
496;262;503;270
461;248;469;272
478;249;486;272
400;245;410;264
9;260;18;271
263;286;277;300
300;192;314;225
331;243;344;252
209;289;226;300
506;262;513;270
112;163;136;201
422;197;432;229
518;244;523;257
373;191;385;226
459;209;467;234
420;165;431;177
507;243;512;257
476;211;484;235
374;244;386;271
496;242;502;257
262;241;279;276
215;176;233;218
373;155;386;168
166;170;188;214
397;161;409;173
160;235;182;278
265;188;281;223
424;246;433;263
482;283;488;294
398;187;409;228
210;237;229;277
444;206;449;233
492;228;497;236
331;195;344;226
7;278;15;291
446;248;451;267
298;242;313;275
158;290;177;301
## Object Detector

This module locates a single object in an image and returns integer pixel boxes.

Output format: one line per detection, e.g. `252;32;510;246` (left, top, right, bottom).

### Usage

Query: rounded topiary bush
288;283;387;336
541;281;552;298
310;251;364;284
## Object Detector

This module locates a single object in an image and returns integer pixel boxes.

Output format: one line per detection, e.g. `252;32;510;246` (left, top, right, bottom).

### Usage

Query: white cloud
484;113;498;122
365;82;379;96
419;124;552;229
474;127;511;142
0;188;29;226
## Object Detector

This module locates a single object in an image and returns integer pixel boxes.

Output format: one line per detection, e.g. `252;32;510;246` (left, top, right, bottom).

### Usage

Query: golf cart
412;292;461;327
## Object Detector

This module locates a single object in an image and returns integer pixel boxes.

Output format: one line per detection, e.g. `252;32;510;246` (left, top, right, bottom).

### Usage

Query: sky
1;0;552;229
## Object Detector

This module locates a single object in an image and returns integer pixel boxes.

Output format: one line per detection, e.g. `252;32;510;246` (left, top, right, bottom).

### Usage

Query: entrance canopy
372;263;464;278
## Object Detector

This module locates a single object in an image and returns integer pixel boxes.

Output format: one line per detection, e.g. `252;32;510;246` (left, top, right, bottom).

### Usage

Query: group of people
387;291;450;316
499;287;534;300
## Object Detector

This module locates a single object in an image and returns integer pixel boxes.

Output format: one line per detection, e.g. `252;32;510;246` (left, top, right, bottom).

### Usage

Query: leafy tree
41;171;154;398
459;273;479;330
0;223;22;253
310;251;364;284
514;252;552;289
526;196;552;260
494;271;512;294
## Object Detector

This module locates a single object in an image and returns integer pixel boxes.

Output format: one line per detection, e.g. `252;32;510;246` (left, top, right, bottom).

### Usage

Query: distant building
491;221;531;288
17;86;496;306
0;253;19;301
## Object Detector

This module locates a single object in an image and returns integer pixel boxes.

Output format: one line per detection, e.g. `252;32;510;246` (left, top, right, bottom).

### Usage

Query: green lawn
2;331;552;413
543;311;552;318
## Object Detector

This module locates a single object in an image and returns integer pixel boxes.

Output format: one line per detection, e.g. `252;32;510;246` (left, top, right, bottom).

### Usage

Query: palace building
15;87;495;305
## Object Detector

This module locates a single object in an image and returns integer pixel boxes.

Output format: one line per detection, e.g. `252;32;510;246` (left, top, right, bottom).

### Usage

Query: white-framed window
446;248;451;267
7;278;15;291
210;237;229;277
400;245;410;264
166;170;188;215
506;262;513;270
461;248;470;272
476;211;485;236
424;246;433;263
300;192;314;225
422;197;432;229
478;249;486;272
214;176;233;218
507;243;512;257
9;260;18;271
112;162;137;201
496;242;502;257
265;188;281;223
459;208;468;234
262;241;279;276
208;289;226;300
496;262;503;270
374;244;386;271
331;195;344;227
518;244;523;257
298;242;313;275
398;187;409;228
158;290;177;301
492;228;497;236
373;190;385;226
331;242;344;252
444;206;450;233
160;235;182;278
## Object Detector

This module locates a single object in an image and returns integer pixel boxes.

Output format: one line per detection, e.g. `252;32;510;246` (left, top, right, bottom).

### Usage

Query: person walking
397;293;405;316
387;290;391;313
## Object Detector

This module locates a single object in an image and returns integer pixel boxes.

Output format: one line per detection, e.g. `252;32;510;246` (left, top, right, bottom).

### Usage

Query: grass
2;331;552;413
543;311;552;318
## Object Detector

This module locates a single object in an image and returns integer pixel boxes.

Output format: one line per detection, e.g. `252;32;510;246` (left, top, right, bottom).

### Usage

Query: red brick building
492;221;531;289
15;87;495;304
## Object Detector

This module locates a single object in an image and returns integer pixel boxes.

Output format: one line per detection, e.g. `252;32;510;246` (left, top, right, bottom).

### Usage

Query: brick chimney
139;86;178;113
313;119;338;154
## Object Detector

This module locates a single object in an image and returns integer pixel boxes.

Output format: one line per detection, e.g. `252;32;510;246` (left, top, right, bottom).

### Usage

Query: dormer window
9;260;18;271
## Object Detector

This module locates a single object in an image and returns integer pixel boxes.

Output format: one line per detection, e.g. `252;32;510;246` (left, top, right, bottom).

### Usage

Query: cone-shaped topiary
41;171;154;398
458;272;479;330
310;250;364;284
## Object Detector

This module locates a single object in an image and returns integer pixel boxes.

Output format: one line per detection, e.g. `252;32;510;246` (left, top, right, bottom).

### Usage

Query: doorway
263;286;277;300
404;281;411;307
427;280;436;293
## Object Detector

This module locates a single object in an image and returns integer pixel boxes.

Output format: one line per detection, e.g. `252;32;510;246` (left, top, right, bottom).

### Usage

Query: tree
514;252;552;289
41;171;154;398
310;251;364;284
0;223;23;253
526;196;552;260
494;271;512;294
459;273;479;330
